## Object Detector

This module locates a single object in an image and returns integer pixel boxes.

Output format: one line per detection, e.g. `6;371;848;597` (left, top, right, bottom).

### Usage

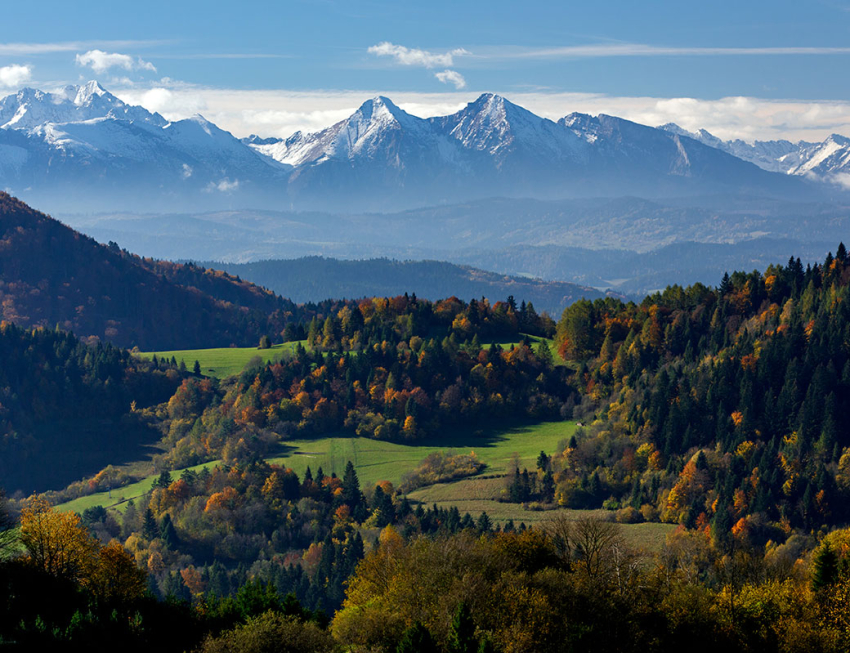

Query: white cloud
206;178;239;192
828;172;850;190
111;81;850;143
368;42;469;68
0;64;32;88
181;163;193;179
473;43;850;61
119;85;208;117
0;39;163;55
75;50;156;74
434;70;466;89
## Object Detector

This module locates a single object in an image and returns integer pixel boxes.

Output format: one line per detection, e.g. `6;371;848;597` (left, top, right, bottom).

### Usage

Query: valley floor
55;420;672;551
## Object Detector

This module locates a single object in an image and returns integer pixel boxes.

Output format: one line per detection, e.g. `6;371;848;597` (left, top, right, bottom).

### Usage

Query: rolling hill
0;193;298;350
199;257;610;316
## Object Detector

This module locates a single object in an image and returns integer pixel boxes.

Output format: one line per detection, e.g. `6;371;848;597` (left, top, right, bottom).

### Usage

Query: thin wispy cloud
0;40;164;56
474;43;850;60
368;42;469;68
76;50;157;74
153;53;296;60
434;70;466;89
0;64;32;88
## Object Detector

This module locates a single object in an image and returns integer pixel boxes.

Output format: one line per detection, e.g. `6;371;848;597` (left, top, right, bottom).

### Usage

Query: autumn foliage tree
19;495;100;582
0;489;16;559
547;245;850;543
18;496;146;605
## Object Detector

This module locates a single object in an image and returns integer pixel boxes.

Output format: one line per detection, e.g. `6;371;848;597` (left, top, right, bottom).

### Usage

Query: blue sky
4;0;850;140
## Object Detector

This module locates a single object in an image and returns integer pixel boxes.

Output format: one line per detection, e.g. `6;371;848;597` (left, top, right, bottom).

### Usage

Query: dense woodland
0;323;182;492
6;480;850;652
154;294;563;470
538;245;850;540
0;193;366;350
5;189;850;651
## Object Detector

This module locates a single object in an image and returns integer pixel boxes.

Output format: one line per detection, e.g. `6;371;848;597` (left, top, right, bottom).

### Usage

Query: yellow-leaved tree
19;495;99;582
19;495;146;604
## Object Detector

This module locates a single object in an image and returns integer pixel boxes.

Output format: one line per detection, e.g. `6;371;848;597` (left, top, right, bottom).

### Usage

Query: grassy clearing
266;420;576;488
137;341;309;379
56;460;220;515
138;336;563;380
53;418;672;551
487;336;568;368
406;479;675;552
55;421;576;514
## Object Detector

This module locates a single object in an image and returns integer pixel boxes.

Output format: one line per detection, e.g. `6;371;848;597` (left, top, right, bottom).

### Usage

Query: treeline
0;322;182;492
0;193;566;352
333;519;850;653
94;459;512;618
8;484;850;652
201;255;606;317
542;244;850;542
155;295;565;468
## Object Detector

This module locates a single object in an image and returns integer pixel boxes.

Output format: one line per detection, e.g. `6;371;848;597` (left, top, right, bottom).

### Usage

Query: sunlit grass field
55;417;672;550
138;335;563;380
57;421;576;514
136;340;309;378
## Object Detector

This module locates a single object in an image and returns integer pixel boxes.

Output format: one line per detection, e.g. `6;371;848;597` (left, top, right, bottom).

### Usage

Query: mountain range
67;194;850;297
199;256;610;316
659;123;850;184
0;81;288;212
0;81;839;213
244;92;816;210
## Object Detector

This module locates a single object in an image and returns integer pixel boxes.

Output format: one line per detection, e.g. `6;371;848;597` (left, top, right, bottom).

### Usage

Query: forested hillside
0;193;313;350
202;256;607;316
154;294;565;469
543;245;850;540
8;245;850;652
0;322;182;493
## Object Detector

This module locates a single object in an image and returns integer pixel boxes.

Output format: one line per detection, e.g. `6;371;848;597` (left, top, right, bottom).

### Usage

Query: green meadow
138;335;562;380
57;421;576;514
56;460;221;516
55;418;672;549
266;420;577;487
137;340;309;378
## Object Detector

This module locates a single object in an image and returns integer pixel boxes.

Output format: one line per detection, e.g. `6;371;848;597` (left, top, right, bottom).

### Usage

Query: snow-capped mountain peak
656;122;850;180
249;95;433;167
0;80;165;131
0;83;832;214
437;93;582;160
73;80;109;106
355;96;404;122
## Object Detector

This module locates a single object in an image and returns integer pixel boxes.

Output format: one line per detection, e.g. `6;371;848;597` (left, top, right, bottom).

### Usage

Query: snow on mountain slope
657;123;850;182
0;82;829;213
0;81;289;211
0;81;165;131
252;94;585;170
433;93;584;163
249;96;445;168
786;134;850;178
